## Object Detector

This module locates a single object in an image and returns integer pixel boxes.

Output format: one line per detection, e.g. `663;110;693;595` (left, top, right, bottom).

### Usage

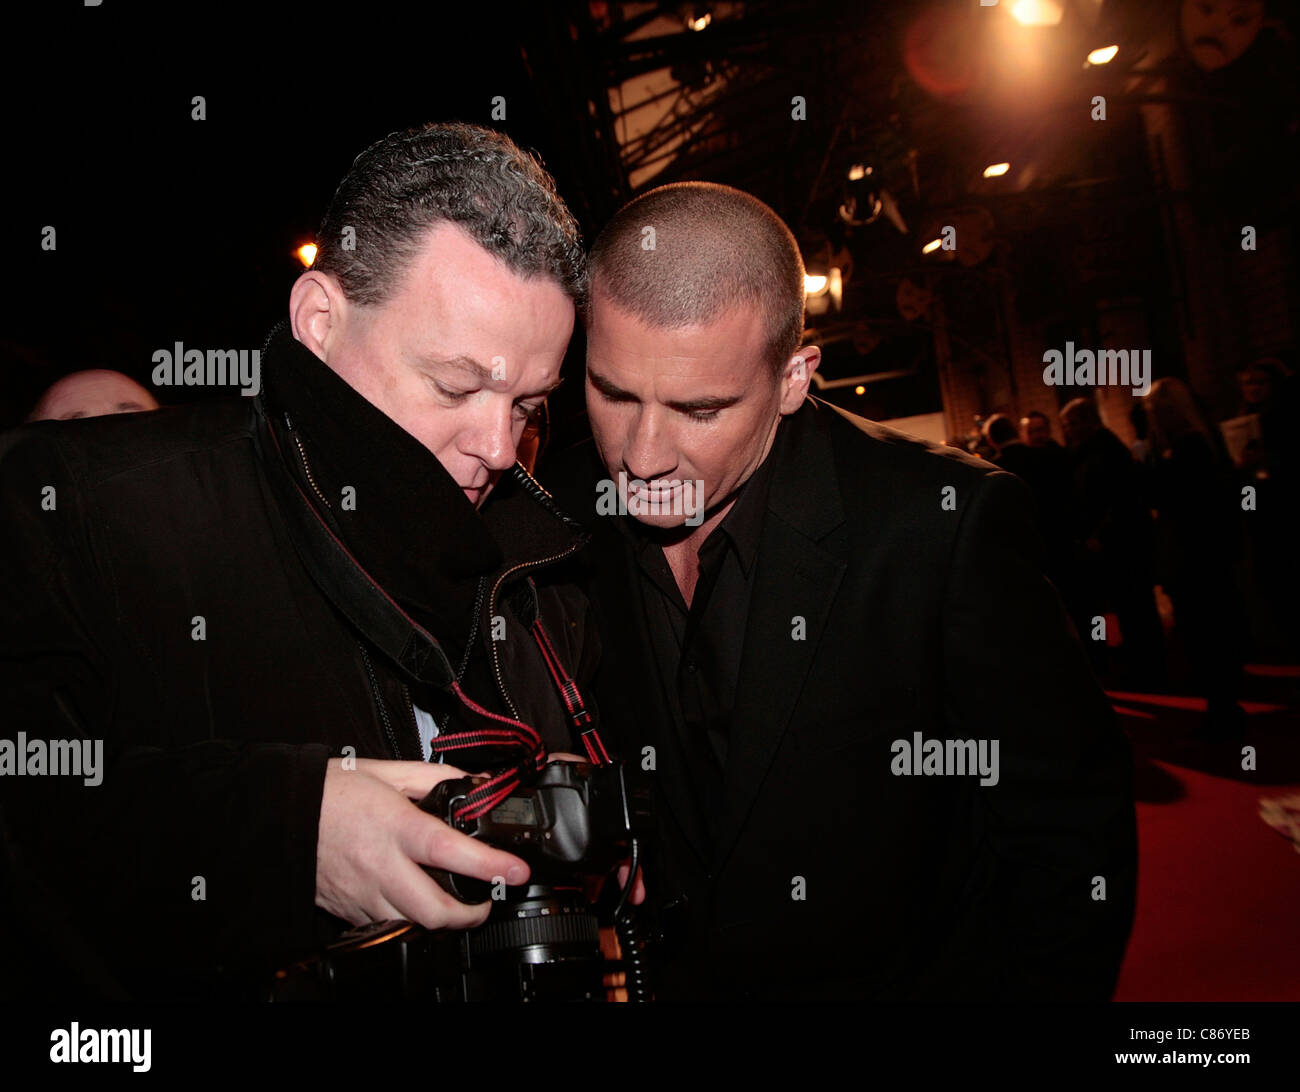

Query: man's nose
624;405;674;481
463;399;517;472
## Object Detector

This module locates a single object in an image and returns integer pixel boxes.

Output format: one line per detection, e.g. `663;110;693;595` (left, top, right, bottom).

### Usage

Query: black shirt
619;441;778;839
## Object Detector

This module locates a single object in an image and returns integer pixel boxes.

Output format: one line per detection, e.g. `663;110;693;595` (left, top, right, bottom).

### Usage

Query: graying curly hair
312;122;586;309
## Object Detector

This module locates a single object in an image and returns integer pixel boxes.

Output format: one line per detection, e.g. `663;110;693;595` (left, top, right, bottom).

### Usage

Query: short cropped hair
585;182;806;377
312;122;585;309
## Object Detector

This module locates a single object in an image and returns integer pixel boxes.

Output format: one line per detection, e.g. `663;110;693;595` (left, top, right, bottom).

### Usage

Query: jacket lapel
714;400;847;870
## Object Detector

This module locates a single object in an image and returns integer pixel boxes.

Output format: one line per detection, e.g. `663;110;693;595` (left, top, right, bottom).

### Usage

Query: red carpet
1111;669;1300;1001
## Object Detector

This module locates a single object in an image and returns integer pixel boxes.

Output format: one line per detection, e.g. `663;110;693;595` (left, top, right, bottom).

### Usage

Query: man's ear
288;270;351;363
779;344;820;414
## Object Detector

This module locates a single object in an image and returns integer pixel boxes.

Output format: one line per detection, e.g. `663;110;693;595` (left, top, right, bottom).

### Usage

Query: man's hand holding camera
315;757;531;931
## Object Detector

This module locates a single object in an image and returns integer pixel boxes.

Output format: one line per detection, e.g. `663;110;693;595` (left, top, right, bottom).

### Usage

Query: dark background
5;0;1297;449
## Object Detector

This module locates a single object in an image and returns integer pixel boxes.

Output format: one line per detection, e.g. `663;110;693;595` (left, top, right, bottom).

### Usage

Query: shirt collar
618;417;784;578
711;433;779;576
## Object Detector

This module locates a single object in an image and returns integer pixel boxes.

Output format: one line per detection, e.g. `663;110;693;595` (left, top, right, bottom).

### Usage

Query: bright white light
688;13;711;31
848;164;865;181
296;243;317;267
804;274;828;295
1010;0;1064;26
983;162;1011;178
922;238;943;255
1087;45;1119;65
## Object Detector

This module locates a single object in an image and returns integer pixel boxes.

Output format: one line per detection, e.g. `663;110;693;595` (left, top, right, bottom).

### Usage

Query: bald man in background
29;369;159;422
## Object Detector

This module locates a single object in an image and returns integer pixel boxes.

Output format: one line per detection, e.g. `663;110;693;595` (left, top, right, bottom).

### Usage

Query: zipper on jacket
359;642;404;760
284;419;583;741
400;682;422;761
486;544;582;721
437;575;488;740
287;419;333;512
285;414;412;758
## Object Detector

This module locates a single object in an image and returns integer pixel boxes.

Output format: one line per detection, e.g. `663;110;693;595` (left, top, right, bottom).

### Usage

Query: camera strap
429;616;611;822
528;617;611;768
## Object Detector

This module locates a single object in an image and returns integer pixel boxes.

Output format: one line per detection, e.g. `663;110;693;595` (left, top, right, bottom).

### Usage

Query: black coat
546;398;1137;1001
0;327;599;1000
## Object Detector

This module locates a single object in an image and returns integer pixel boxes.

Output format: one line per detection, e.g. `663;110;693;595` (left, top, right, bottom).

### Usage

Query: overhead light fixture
296;243;317;267
854;385;866;396
983;162;1010;178
922;238;943;255
847;163;873;181
1087;45;1119;65
687;12;711;31
1009;0;1064;26
804;274;828;295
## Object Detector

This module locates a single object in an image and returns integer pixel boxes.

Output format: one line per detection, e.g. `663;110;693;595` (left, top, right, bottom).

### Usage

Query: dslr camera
270;758;652;1002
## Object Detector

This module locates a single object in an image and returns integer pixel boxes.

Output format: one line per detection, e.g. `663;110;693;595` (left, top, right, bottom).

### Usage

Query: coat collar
257;321;585;654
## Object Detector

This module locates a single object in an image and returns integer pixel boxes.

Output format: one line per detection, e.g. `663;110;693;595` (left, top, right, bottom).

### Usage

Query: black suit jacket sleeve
0;431;329;995
942;470;1137;1000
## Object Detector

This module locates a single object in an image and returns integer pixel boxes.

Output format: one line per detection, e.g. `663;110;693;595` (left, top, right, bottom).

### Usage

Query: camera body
419;758;645;903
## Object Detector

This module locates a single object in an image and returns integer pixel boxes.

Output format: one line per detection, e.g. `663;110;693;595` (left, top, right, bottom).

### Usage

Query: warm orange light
688;13;711;31
1010;0;1064;26
922;238;943;255
854;385;866;396
804;274;828;295
1087;45;1119;65
983;162;1010;178
296;243;318;267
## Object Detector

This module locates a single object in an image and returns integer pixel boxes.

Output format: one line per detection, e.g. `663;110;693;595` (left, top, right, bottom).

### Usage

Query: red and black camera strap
429;614;611;822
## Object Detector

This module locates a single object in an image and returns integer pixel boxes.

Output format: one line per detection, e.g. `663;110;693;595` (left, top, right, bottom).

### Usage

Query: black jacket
547;397;1138;1002
0;324;598;1000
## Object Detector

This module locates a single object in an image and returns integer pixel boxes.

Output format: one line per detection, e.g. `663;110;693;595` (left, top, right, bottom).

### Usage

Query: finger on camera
385;863;493;931
545;751;586;764
403;811;530;887
353;757;471;799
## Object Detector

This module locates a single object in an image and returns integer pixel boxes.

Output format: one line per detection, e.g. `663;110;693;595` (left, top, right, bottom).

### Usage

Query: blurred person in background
1061;398;1165;689
1144;377;1248;736
27;369;159;421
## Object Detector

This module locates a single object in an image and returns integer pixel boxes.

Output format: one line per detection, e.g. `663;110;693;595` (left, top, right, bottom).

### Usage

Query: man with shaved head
29;369;159;421
548;181;1137;1002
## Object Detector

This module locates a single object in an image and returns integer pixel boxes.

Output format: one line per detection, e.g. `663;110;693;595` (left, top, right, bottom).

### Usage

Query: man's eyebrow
428;354;496;381
430;354;564;394
588;368;740;413
665;393;742;413
587;368;636;400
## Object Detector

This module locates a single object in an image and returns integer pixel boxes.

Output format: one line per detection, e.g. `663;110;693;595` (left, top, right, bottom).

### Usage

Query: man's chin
630;511;691;531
